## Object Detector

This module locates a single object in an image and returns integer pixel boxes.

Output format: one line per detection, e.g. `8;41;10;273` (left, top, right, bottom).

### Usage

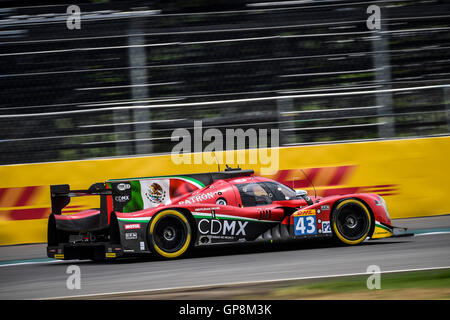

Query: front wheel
148;209;192;259
331;199;373;245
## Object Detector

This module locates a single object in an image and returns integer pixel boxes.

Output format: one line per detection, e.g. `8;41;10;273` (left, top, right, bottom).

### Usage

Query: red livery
47;167;407;260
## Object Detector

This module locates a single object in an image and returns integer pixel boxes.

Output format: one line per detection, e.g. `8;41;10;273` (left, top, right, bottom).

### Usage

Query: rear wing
50;183;112;226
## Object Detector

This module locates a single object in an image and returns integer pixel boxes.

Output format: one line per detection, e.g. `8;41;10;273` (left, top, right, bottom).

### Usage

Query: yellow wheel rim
149;210;191;258
332;199;372;245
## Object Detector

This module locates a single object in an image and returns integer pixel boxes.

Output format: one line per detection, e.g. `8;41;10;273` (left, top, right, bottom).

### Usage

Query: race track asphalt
0;216;449;299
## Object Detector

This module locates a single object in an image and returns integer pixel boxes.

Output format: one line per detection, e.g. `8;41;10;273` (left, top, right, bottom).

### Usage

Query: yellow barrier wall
0;136;449;245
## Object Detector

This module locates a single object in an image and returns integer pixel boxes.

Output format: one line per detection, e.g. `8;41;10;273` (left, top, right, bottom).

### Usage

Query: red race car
47;167;408;260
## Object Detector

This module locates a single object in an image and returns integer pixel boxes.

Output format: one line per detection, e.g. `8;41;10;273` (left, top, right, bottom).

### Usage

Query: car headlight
377;195;391;220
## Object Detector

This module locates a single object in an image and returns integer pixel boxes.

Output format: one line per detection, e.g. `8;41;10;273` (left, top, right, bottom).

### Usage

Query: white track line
415;231;450;236
0;260;65;268
0;258;84;268
42;265;450;300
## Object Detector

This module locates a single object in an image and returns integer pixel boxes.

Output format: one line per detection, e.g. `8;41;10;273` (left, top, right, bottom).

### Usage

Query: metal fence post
277;98;294;146
445;85;450;132
371;6;395;138
128;18;152;155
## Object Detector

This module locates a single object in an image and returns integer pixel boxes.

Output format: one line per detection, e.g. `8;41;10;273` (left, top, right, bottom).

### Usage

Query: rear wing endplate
50;183;111;215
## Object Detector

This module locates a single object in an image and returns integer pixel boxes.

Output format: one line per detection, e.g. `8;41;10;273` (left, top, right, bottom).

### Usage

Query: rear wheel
331;199;372;245
148;209;192;259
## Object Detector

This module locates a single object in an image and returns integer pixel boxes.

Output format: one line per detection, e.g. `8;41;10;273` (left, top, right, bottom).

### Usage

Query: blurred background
0;0;449;165
0;2;450;302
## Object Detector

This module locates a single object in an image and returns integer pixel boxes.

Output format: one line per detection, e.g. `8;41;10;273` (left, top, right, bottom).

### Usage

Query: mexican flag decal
141;179;171;208
121;177;204;213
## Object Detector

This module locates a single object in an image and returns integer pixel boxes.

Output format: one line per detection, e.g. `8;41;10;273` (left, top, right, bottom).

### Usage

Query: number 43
295;216;317;234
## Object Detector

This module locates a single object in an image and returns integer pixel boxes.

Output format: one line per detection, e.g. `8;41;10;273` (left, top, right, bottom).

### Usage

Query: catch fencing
1;0;449;164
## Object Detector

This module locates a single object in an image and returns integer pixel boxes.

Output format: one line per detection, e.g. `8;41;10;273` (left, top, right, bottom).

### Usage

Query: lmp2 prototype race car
47;167;406;261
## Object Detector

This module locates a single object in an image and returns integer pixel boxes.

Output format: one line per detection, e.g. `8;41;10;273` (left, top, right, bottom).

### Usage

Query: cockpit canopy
235;181;297;207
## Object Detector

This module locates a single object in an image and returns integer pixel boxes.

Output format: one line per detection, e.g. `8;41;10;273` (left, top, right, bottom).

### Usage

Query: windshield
263;181;297;201
235;181;296;207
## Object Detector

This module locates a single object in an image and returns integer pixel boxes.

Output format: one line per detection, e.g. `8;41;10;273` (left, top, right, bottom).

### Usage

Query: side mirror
296;189;313;205
295;190;308;198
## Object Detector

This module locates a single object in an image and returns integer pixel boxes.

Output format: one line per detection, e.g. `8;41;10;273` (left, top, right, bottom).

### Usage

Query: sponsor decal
125;232;138;240
105;252;116;258
194;207;220;212
198;219;248;236
114;195;130;202
124;223;140;230
140;241;145;250
294;209;316;216
178;192;215;205
117;183;131;191
322;221;332;233
321;205;330;210
54;254;65;259
373;221;393;238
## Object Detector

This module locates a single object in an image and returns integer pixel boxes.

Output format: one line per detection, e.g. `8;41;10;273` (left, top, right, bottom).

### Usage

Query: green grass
239;269;450;299
301;269;450;292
